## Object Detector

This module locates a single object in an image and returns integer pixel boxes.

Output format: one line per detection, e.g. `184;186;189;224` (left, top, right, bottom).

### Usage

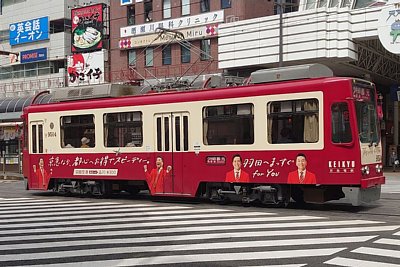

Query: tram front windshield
353;82;379;145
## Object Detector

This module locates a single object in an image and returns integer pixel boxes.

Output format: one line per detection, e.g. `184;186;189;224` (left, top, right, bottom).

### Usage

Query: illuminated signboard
9;17;49;46
71;3;105;53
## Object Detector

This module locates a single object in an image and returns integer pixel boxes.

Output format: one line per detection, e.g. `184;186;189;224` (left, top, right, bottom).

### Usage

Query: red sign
71;4;104;53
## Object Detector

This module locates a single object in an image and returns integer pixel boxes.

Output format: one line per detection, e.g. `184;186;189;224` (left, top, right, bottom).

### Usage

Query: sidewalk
1;172;24;180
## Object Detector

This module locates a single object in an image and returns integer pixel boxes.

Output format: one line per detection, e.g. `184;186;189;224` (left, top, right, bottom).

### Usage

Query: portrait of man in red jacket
225;154;250;183
33;158;52;188
287;153;316;184
144;156;172;194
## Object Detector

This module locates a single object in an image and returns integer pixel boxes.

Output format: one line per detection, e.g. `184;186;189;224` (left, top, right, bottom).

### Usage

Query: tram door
29;121;45;189
155;112;189;194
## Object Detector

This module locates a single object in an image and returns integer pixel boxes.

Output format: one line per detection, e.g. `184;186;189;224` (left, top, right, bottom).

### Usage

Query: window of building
104;112;143;147
203;104;254;145
0;67;12;80
0;30;9;43
60;114;95;148
200;0;210;12
331;103;352;143
144;0;153;22
341;0;352;7
49;19;71;34
305;0;316;9
221;0;231;8
182;0;190;15
127;5;135;25
25;63;37;77
38;61;51;76
284;0;299;12
12;64;24;79
145;48;154;67
267;98;319;144
329;0;340;7
162;45;172;65
2;0;26;7
163;0;171;19
128;50;136;66
181;43;191;63
200;39;211;60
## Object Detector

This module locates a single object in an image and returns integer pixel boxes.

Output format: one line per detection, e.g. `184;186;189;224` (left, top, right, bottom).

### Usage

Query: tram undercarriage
43;178;377;207
203;182;347;206
48;178;147;196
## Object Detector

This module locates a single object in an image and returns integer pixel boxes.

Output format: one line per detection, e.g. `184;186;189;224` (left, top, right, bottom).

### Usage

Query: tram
22;64;385;206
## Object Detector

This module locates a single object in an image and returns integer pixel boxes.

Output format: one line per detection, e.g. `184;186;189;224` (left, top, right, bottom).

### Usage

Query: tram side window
203;104;254;145
267;98;319;144
104;111;143;147
60;115;95;148
331;103;352;143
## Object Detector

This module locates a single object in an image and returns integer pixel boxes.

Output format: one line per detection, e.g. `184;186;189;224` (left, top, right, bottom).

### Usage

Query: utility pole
277;0;284;67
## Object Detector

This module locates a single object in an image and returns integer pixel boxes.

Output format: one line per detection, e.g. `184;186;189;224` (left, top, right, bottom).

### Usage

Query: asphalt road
0;174;399;267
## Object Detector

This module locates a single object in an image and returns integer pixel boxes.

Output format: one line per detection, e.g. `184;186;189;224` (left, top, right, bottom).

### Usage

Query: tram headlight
375;164;383;174
361;166;370;175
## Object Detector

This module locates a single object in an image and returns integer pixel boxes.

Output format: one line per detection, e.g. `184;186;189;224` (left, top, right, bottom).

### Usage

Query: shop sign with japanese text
120;10;224;38
67;50;104;87
71;3;104;53
119;24;218;49
9;16;49;46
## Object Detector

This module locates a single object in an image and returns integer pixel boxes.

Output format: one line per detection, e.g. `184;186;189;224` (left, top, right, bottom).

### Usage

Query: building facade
110;0;274;86
218;0;400;165
0;0;108;174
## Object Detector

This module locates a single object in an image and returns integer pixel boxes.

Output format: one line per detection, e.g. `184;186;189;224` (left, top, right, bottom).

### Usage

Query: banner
67;51;105;87
71;4;104;53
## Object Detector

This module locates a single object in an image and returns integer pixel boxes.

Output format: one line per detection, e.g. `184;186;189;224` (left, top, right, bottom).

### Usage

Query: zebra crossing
0;197;399;267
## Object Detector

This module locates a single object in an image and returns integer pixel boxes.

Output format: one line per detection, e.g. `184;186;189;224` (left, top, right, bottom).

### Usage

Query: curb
1;173;24;181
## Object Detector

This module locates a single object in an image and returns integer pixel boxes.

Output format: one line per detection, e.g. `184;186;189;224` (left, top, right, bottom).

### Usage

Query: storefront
0;94;52;174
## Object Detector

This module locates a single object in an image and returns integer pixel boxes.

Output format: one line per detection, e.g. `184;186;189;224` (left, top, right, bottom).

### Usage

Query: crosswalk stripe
0;205;205;223
18;248;348;267
0;237;374;262
0;197;31;201
240;265;307;267
1;224;397;243
0;203;155;214
324;257;400;267
0;200;101;211
394;231;400;235
352;247;400;259
0;219;382;237
0;211;269;230
0;203;185;217
375;238;400;246
0;199;82;205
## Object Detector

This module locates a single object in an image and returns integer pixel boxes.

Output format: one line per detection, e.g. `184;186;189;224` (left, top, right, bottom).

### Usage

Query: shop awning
0;94;53;121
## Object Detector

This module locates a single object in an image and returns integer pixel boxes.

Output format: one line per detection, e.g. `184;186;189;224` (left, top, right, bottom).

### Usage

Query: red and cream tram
22;64;385;206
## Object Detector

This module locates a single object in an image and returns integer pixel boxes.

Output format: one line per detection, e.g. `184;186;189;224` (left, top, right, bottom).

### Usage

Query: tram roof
24;76;355;115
